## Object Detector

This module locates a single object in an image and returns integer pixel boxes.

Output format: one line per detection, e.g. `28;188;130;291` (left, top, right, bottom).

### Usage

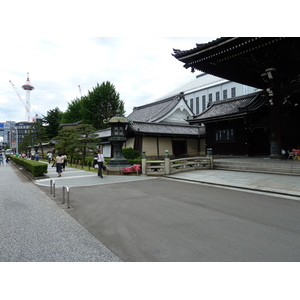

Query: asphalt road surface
44;177;300;262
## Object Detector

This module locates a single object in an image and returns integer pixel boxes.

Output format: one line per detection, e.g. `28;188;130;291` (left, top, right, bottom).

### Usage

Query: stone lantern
106;110;131;173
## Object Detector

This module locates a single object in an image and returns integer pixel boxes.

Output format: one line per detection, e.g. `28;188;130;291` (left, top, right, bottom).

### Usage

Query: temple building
98;92;205;159
173;37;300;158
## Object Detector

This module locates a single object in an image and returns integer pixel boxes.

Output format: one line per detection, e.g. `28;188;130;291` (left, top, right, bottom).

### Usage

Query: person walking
47;152;52;164
97;149;104;178
35;152;40;161
55;153;64;177
0;153;4;166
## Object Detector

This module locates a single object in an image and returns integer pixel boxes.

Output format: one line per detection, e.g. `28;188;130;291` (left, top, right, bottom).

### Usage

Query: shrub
122;148;141;160
8;155;48;177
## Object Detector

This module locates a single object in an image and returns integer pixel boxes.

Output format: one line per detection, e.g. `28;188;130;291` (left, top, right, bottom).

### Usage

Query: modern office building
155;73;258;115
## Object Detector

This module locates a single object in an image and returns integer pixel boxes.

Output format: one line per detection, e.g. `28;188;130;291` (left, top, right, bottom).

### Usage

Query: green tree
81;81;125;130
28;119;48;157
61;98;83;124
53;128;78;160
74;124;99;164
19;132;34;153
43;107;63;139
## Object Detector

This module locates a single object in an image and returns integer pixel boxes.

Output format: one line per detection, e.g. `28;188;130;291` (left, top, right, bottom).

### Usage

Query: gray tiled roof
95;128;111;138
127;94;181;122
189;92;266;123
129;121;204;136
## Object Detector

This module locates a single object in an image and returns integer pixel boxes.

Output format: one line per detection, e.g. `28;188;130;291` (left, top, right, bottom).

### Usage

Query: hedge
8;155;48;177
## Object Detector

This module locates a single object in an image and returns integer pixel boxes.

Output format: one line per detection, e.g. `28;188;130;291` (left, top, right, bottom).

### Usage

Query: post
62;186;70;208
50;179;55;196
142;151;147;175
53;181;56;197
165;150;170;175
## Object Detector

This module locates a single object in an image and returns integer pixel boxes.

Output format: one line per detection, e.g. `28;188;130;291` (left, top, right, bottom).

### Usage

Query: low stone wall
142;155;213;176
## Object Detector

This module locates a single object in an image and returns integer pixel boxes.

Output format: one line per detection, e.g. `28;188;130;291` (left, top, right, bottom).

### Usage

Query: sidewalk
0;163;121;262
166;169;300;199
36;160;300;199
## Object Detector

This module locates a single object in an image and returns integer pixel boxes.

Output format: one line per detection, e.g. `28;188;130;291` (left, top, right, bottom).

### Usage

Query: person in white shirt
97;149;104;178
55;153;64;177
47;152;52;164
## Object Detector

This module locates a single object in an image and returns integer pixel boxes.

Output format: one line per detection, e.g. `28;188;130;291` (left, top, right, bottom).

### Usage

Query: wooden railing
142;152;213;176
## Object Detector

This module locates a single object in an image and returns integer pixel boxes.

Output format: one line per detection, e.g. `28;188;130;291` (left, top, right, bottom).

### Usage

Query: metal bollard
62;186;70;208
50;179;56;197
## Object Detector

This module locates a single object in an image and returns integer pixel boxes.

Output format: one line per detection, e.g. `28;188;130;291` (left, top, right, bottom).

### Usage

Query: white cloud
0;37;217;122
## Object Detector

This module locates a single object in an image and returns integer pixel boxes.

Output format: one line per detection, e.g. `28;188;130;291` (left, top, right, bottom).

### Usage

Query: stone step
213;160;300;176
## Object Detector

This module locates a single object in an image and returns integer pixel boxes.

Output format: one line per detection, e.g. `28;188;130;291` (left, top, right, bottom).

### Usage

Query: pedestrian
47;152;52;164
6;156;10;165
93;153;98;168
55;153;64;177
0;153;3;166
97;149;104;178
35;152;40;161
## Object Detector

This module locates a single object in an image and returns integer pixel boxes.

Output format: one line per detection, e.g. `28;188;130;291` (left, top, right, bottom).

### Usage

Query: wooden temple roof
128;121;204;137
173;37;300;96
187;92;267;124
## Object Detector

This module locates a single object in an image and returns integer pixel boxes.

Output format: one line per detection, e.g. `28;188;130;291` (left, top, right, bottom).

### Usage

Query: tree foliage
53;128;78;159
43;107;63;139
19;119;48;156
61;81;125;130
73;124;99;163
53;124;99;163
60;98;83;124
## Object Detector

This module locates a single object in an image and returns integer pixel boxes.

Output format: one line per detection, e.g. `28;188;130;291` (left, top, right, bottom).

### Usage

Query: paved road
36;164;300;262
5;160;300;262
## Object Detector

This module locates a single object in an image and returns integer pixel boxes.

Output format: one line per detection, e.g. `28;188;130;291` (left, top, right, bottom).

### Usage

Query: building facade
173;37;300;157
156;73;257;115
97;93;205;159
96;74;258;159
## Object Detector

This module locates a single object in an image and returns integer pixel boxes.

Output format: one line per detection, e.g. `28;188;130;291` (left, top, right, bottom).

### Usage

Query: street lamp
105;110;131;173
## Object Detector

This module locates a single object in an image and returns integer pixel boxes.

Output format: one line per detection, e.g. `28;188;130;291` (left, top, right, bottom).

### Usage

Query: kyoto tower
21;72;35;122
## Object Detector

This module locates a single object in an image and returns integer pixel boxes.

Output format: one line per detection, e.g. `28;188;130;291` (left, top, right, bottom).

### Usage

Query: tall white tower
21;72;35;122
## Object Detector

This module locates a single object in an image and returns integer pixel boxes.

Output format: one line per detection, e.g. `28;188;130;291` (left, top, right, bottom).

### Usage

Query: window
231;87;236;98
215;129;235;142
190;98;193;112
209;93;212;103
216;91;220;101
202;95;206;111
223;89;227;100
196;97;199;114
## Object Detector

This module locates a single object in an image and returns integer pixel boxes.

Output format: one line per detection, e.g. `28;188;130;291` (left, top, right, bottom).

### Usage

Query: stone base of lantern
106;165;132;175
106;158;132;175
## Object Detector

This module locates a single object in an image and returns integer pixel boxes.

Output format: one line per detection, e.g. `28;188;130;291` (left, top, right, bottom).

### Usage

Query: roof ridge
149;97;181;121
132;120;199;128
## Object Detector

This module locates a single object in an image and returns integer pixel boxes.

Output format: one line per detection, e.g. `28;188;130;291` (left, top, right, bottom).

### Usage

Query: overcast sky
0;1;288;125
0;37;218;123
